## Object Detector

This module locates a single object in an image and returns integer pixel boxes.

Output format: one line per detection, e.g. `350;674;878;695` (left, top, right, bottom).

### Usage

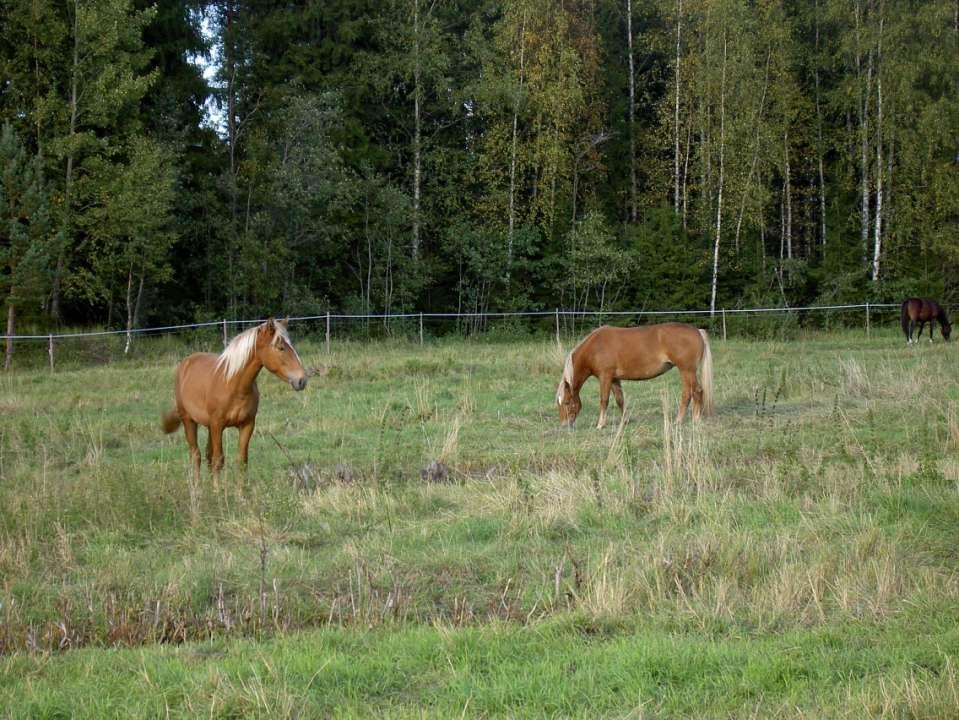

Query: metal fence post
222;319;227;347
419;312;424;345
325;311;331;354
48;334;54;373
865;302;870;337
722;308;727;341
555;309;560;345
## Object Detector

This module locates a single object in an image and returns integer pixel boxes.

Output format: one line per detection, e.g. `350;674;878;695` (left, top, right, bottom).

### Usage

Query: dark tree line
1;0;957;338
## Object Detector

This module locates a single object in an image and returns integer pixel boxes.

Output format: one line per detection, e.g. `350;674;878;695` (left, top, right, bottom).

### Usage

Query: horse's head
257;318;307;391
556;350;581;429
942;318;952;341
556;378;581;429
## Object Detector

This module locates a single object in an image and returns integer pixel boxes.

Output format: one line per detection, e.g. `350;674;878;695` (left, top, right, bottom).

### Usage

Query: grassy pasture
2;327;959;717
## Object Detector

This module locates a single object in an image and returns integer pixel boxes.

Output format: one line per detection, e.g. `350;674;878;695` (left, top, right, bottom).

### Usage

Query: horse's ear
263;317;277;337
280;317;289;328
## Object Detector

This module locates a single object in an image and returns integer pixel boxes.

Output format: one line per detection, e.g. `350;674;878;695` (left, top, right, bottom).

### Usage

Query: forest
1;0;957;338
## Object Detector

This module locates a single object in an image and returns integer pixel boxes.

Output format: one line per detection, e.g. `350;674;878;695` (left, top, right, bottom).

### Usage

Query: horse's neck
571;358;590;393
230;356;264;393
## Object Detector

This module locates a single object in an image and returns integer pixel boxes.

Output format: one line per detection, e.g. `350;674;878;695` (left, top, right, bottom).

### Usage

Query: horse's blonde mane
556;352;574;404
216;320;291;379
556;327;604;404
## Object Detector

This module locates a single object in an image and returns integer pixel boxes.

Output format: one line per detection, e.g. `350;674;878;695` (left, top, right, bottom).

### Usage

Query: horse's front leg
596;375;612;430
207;423;225;480
237;419;255;468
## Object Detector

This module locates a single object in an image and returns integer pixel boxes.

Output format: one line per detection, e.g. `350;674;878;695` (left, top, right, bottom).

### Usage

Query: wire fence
2;302;907;372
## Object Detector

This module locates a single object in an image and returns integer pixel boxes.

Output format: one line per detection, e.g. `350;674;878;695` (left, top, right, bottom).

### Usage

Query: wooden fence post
325;311;331;354
865;303;870;337
555;309;560;345
222;319;227;347
722;308;727;341
419;312;424;345
48;334;54;373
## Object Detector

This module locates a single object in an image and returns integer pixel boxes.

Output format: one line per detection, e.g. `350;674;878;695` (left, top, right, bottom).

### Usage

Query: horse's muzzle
290;376;307;391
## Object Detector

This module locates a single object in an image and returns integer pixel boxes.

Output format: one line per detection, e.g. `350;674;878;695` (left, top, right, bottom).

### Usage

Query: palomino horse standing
162;318;307;477
556;323;714;429
901;298;951;343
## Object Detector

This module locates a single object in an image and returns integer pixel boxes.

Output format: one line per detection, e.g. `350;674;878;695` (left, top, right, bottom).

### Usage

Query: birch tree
49;0;157;320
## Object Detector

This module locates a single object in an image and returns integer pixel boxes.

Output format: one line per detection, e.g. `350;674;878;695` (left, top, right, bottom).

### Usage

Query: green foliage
564;210;631;312
1;0;958;324
0;124;53;310
624;206;708;311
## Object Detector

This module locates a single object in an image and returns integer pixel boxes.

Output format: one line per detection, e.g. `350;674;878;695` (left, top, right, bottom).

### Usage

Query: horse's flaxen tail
698;329;715;417
161;408;181;434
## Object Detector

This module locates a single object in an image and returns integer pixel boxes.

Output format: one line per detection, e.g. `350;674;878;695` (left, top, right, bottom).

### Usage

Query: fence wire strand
1;303;902;341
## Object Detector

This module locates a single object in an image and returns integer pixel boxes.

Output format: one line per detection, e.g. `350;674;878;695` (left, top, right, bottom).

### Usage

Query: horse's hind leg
690;376;705;420
676;371;694;422
611;380;626;416
182;416;201;481
596;375;612;430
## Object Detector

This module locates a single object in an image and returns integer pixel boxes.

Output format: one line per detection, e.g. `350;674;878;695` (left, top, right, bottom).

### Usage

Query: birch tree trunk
673;0;682;215
709;32;727;317
225;0;239;314
123;268;145;355
855;0;872;258
783;131;792;259
626;0;637;222
871;16;884;282
682;123;691;230
124;265;135;354
411;0;422;259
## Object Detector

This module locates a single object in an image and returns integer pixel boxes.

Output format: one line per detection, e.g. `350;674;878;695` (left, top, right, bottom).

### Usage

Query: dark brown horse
556;323;714;429
161;318;307;478
901;298;951;344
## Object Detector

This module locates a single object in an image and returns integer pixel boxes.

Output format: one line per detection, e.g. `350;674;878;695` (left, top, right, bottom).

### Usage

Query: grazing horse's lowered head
556;352;582;429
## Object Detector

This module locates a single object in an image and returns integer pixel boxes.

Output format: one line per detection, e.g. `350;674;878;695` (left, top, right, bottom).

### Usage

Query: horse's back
173;353;222;420
581;323;704;378
176;352;220;383
902;297;941;321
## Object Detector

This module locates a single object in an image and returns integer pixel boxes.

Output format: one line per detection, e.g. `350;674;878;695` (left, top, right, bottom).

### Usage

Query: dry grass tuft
861;656;959;719
839;357;870;397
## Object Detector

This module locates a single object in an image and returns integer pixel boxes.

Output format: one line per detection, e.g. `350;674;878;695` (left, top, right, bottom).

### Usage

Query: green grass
2;327;959;717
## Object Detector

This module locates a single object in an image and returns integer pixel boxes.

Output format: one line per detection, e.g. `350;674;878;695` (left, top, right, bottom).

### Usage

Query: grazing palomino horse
556;323;714;429
161;318;307;477
901;298;951;344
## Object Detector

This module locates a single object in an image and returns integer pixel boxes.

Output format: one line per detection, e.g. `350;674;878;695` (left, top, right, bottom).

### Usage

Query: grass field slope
2;329;959;717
